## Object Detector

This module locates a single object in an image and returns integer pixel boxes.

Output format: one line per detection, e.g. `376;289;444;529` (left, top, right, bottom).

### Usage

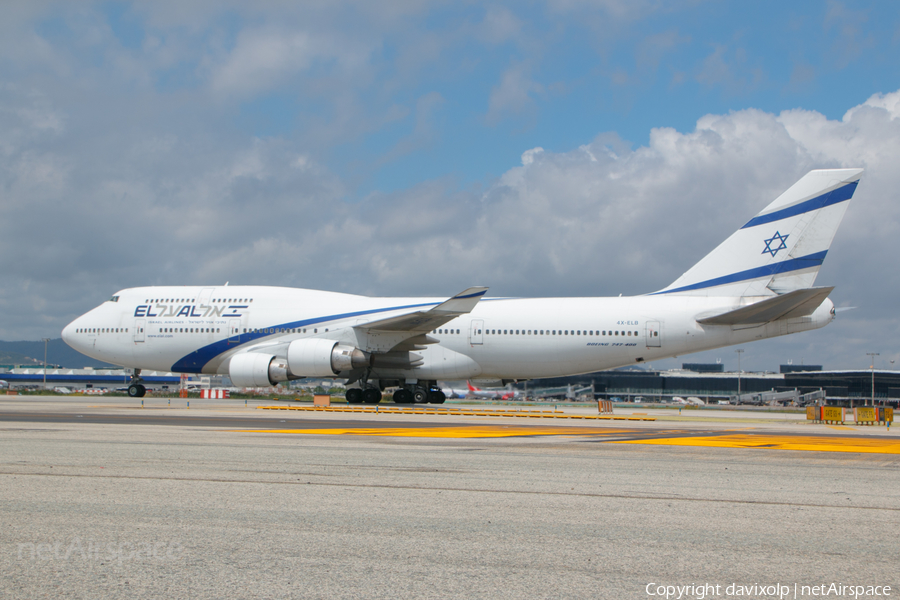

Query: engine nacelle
286;338;370;377
229;353;292;388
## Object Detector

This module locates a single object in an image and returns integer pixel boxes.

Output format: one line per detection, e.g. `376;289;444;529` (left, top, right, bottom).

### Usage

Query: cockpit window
108;296;120;303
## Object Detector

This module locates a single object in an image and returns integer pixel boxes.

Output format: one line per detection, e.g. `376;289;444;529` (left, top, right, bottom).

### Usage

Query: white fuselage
62;285;834;381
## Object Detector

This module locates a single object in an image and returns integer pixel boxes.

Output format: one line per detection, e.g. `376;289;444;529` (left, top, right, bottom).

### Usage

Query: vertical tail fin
655;168;863;297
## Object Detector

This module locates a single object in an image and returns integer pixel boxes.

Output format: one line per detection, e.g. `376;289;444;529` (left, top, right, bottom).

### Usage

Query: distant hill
0;339;118;369
0;351;44;366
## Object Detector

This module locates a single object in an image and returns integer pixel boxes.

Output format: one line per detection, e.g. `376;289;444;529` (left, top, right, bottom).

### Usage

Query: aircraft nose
61;320;78;349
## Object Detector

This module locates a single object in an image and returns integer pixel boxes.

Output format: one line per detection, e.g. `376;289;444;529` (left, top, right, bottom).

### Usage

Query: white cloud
844;89;900;121
520;147;544;166
210;30;318;96
486;62;544;125
477;6;523;45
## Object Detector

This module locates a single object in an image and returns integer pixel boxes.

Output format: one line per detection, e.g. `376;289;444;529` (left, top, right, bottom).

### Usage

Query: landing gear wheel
428;391;446;404
346;389;363;404
362;388;383;404
393;389;413;404
412;388;428;404
128;384;146;398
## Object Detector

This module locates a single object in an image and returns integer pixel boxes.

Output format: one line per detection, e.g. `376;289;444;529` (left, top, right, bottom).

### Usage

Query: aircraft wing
697;287;834;326
357;287;488;332
353;287;488;353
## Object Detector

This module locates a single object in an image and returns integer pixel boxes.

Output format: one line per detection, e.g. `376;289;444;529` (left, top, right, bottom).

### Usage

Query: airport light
735;349;744;402
867;352;879;407
42;338;50;390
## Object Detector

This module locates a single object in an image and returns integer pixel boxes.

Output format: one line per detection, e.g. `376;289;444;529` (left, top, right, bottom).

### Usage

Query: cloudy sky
1;1;899;372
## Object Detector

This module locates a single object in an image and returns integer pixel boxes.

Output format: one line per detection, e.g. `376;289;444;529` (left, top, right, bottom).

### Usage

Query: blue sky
25;1;900;195
1;1;900;371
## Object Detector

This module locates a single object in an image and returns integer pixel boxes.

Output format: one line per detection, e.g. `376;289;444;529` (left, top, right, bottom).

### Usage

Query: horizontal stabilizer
697;287;834;326
357;287;488;332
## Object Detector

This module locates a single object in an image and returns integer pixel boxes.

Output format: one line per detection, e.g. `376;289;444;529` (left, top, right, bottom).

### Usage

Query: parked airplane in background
465;381;519;400
440;381;519;400
672;396;704;406
62;169;862;404
440;385;470;399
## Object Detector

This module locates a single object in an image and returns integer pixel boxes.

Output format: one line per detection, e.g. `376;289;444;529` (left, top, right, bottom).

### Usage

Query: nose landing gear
128;369;146;398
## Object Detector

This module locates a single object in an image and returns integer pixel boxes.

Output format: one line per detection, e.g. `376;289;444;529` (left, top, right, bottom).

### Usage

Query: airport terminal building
0;367;184;391
3;363;899;407
532;364;900;407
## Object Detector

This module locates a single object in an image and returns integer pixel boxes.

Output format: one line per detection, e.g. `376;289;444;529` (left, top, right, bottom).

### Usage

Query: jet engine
228;340;370;387
286;338;370;377
228;353;292;388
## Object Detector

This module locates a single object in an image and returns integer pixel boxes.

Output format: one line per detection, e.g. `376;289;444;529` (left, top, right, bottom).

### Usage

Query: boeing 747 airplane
62;168;862;404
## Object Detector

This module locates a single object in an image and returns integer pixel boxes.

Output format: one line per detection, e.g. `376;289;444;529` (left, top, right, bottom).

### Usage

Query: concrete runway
1;396;898;599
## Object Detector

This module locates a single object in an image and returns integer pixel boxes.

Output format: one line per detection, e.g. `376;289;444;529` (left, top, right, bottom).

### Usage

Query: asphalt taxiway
1;396;897;599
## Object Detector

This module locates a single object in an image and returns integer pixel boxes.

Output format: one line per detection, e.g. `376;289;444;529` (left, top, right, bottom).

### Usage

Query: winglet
431;287;488;314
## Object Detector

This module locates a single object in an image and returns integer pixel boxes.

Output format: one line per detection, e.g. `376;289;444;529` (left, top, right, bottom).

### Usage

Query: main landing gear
392;384;445;405
345;387;383;405
344;381;446;405
127;369;146;398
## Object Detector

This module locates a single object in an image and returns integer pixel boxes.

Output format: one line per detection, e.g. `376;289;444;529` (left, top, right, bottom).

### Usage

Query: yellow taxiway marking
234;426;898;452
255;406;655;421
614;434;900;454
234;426;634;439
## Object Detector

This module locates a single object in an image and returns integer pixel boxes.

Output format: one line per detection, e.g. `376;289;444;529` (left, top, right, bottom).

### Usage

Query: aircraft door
470;319;484;345
134;319;145;343
198;287;214;306
228;315;245;344
645;320;661;348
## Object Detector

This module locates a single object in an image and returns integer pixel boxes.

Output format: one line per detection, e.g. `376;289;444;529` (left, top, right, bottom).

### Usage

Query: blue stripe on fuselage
170;300;439;373
741;181;857;229
653;251;827;295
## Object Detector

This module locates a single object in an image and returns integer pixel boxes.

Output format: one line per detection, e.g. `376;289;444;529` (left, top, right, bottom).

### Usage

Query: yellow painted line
254;405;654;421
613;434;900;454
827;425;856;431
233;425;634;439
